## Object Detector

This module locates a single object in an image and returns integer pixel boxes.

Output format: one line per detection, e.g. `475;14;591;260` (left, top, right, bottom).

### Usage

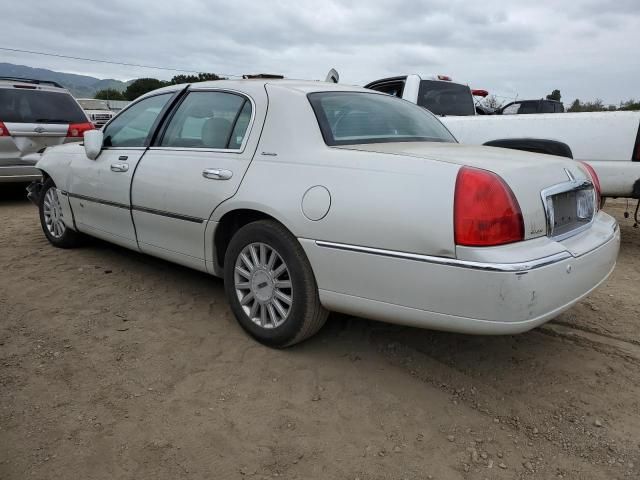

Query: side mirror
83;130;104;160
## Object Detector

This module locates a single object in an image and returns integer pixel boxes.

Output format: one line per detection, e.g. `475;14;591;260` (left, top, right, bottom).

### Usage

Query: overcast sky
1;0;638;104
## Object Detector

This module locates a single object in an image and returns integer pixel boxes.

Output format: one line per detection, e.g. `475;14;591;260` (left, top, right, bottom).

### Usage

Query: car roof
141;79;370;99
0;77;68;92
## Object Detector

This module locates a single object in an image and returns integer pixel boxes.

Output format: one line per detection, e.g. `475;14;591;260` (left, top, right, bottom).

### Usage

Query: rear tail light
579;161;601;209
0;121;8;136
66;122;94;138
454;166;524;246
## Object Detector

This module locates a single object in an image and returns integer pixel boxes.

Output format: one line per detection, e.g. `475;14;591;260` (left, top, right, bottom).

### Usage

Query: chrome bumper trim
315;241;574;273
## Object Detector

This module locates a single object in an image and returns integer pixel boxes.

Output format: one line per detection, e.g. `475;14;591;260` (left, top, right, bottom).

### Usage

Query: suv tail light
579;161;601;209
0;121;8;136
66;122;94;138
454;166;524;246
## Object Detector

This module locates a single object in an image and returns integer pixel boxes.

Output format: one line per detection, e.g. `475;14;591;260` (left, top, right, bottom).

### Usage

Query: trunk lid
337;142;595;240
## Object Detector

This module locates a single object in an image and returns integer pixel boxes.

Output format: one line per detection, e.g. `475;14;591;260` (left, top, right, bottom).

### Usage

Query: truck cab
365;74;477;116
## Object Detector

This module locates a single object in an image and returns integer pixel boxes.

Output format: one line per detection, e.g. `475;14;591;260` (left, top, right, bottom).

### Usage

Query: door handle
111;163;129;172
202;168;233;180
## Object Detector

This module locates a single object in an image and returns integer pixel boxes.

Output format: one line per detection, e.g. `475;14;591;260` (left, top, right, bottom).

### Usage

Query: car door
68;92;177;249
131;88;264;270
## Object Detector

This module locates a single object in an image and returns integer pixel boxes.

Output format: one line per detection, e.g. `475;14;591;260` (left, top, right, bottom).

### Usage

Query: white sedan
30;79;620;347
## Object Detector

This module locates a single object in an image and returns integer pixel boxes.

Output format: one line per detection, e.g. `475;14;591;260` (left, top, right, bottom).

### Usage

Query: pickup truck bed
441;111;640;197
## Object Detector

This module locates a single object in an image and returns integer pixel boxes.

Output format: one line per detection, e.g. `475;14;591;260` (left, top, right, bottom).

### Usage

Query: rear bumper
300;216;620;335
0;165;42;183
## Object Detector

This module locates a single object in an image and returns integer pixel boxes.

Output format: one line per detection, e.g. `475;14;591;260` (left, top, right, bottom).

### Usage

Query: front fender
35;142;85;192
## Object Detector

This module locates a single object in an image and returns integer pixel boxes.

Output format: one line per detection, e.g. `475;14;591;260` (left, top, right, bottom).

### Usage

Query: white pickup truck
365;74;640;203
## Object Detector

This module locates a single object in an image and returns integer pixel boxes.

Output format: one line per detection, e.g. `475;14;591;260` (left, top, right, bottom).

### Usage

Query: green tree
568;98;607;112
169;73;223;85
546;89;561;102
568;99;582;112
619;99;640;111
124;78;168;101
94;88;124;101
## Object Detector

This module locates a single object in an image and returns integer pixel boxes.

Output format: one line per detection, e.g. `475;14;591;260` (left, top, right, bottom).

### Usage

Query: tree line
543;90;639;112
98;79;640;112
94;73;223;101
482;89;639;112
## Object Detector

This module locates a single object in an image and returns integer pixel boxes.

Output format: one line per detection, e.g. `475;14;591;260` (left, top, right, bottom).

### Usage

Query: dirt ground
1;184;639;480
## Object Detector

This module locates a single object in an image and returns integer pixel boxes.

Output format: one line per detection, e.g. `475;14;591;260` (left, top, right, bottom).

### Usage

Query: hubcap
234;242;293;329
42;188;66;239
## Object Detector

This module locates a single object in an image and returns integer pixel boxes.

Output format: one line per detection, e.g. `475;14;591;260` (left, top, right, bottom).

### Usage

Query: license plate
547;188;594;238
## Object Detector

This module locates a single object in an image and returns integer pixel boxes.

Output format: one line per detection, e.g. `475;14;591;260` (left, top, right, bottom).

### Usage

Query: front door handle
111;163;129;173
202;168;233;180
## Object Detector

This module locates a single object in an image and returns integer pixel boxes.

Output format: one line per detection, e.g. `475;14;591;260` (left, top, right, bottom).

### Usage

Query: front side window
0;89;87;123
417;80;475;116
501;103;520;115
103;93;172;148
160;91;252;150
308;91;456;146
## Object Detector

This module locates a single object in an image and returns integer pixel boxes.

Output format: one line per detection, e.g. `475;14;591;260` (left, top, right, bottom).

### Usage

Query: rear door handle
111;163;129;172
202;168;233;180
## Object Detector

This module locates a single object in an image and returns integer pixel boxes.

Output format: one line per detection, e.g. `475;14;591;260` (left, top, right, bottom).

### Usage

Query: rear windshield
417;80;475;116
0;88;87;123
77;99;110;110
308;91;456;146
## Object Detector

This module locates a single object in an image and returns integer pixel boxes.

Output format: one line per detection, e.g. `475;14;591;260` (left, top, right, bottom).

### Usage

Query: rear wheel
223;220;328;347
38;178;82;248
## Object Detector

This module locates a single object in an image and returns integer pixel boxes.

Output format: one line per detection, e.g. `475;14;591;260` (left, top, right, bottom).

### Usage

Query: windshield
0;89;87;123
78;99;110;110
417;80;475;116
308;91;456;146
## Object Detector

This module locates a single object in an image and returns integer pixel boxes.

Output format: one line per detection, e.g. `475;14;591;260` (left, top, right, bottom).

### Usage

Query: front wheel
224;220;328;347
38;178;82;248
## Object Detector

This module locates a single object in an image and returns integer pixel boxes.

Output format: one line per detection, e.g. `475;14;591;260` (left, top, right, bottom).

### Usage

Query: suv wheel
224;220;328;347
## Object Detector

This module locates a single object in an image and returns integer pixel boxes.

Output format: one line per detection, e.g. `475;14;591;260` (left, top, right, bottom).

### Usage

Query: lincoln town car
29;80;620;347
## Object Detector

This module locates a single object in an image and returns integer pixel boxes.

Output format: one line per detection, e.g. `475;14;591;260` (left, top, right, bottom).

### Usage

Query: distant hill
0;63;130;98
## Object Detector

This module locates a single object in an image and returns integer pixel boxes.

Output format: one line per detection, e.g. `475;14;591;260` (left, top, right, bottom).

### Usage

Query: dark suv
0;77;93;183
498;99;565;115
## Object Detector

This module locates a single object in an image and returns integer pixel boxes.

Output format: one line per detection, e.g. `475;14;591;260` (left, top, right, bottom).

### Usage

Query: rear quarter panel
212;84;461;258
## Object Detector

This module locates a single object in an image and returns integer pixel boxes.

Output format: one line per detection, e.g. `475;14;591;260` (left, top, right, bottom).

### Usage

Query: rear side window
540;102;555;113
0;88;87;123
308;91;456;146
417;80;475;116
160;91;252;150
518;102;538;114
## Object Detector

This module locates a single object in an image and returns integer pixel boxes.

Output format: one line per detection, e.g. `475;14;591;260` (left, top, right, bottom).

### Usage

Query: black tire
38;178;83;248
224;220;328;347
